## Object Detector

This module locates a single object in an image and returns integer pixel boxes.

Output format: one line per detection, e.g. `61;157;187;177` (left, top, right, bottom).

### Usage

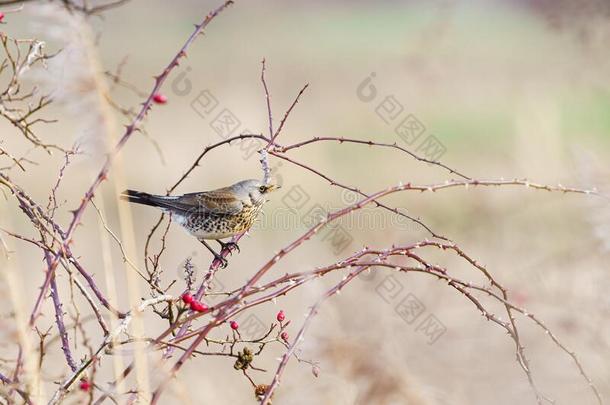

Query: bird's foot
212;252;229;269
199;239;230;268
218;240;240;254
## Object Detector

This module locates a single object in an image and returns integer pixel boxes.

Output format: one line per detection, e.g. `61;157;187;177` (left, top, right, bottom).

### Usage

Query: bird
121;179;280;267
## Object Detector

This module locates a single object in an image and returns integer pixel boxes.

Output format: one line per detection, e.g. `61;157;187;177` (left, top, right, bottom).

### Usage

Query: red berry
79;380;91;392
181;293;194;304
0;13;5;22
152;93;167;104
189;301;208;312
276;310;285;322
280;331;289;342
229;320;239;330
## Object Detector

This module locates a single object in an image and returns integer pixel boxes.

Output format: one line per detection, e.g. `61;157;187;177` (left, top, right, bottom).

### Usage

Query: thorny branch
0;1;606;404
0;31;62;154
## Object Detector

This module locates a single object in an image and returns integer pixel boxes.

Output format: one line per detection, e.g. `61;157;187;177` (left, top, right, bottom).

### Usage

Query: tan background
1;0;609;404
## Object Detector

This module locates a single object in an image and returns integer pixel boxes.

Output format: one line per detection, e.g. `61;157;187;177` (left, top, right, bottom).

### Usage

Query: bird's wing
177;187;246;215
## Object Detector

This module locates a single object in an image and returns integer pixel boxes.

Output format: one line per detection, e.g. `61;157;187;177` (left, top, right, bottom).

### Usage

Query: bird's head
233;179;280;204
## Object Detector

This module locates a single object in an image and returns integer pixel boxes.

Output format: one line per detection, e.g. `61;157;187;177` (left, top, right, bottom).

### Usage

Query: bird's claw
199;239;230;268
218;241;240;254
213;253;229;268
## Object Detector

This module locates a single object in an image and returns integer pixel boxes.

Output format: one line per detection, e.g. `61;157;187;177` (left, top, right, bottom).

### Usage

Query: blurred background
1;0;609;403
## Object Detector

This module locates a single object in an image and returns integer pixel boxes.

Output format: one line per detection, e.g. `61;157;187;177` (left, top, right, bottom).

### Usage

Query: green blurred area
89;0;610;150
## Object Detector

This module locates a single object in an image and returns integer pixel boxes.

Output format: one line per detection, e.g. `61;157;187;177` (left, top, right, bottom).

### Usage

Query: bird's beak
267;184;280;192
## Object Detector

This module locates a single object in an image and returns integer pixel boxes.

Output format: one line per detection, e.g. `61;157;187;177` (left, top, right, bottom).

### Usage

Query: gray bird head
231;179;280;205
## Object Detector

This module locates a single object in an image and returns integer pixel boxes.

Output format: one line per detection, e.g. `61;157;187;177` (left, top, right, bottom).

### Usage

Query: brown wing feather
178;187;245;215
122;187;246;215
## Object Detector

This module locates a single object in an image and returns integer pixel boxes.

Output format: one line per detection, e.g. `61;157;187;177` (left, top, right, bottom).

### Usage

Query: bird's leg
199;239;228;268
216;239;240;254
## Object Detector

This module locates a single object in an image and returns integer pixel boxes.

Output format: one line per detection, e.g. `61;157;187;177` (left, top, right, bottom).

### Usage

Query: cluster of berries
181;293;291;341
181;293;208;312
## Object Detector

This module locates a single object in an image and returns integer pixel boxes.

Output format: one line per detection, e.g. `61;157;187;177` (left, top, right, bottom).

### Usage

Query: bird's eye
259;186;266;193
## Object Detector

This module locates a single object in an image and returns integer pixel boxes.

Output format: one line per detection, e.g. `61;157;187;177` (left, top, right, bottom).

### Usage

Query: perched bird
121;179;279;267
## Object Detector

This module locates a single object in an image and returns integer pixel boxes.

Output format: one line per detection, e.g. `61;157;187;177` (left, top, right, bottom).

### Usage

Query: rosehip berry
181;293;194;304
79;380;91;392
152;93;167;104
276;310;285;322
189;301;208;312
0;13;5;22
280;331;289;342
229;320;239;330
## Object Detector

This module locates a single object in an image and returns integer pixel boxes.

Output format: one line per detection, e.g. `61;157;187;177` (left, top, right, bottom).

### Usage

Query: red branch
27;0;235;326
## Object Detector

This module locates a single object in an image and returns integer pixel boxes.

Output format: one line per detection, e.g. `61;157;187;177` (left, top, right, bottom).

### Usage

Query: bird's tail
121;189;174;209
